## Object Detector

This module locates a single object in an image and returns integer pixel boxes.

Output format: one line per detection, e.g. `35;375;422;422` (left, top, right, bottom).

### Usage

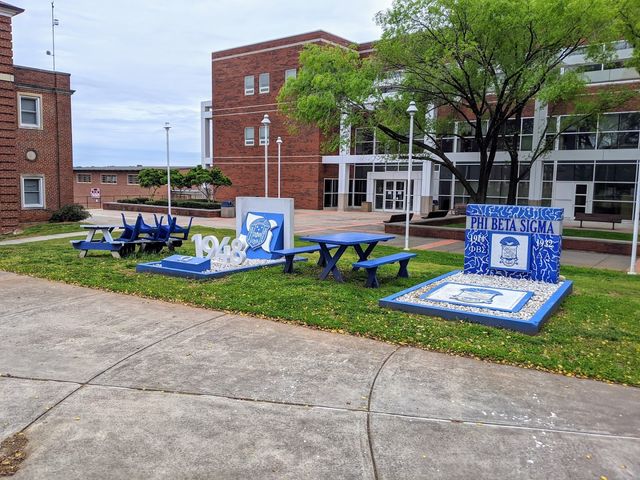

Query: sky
11;0;391;167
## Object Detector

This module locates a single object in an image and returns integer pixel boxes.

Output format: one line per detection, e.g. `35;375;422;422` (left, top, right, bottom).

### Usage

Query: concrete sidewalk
0;272;638;479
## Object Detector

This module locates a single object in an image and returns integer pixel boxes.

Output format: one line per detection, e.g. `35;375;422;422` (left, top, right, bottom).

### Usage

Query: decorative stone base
379;270;573;334
136;256;306;280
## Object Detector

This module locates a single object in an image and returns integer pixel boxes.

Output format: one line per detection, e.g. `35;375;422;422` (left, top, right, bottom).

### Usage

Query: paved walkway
0;272;638;479
0;231;85;246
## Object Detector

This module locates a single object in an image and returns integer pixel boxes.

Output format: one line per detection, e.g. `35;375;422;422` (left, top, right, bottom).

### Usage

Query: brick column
0;14;18;233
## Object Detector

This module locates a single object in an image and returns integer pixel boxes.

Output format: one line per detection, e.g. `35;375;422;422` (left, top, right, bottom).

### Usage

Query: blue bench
352;252;417;288
274;244;338;274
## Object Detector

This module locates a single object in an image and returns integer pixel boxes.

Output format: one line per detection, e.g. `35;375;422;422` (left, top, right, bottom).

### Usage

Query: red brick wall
211;32;350;210
72;169;193;207
0;15;17;233
15;67;73;223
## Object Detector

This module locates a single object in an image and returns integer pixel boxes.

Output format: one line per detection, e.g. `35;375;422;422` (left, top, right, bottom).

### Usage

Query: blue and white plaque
465;204;563;283
238;211;284;260
420;282;534;313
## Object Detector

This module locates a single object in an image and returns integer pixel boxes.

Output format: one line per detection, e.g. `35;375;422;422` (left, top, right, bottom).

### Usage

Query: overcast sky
11;0;391;167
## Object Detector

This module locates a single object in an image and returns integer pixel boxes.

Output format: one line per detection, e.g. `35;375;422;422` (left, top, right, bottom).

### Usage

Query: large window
259;73;270;94
597;112;640;149
556;113;640;150
354;128;374;155
76;173;92;183
497;118;534;151
21;176;44;208
244;75;254;95
558;116;597;150
592;162;637;219
101;174;117;184
323;178;338;207
244;127;255;146
18;95;41;128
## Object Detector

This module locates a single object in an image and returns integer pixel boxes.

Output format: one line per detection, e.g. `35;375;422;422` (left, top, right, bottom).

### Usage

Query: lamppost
629;164;640;274
276;136;283;198
164;122;172;218
261;114;271;197
404;101;418;251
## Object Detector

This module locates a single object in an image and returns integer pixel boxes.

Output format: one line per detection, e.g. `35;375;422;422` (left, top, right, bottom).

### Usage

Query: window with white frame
76;173;92;183
21;176;44;208
285;69;297;81
127;174;139;185
244;127;255;146
18;95;41;128
101;174;117;184
244;75;254;95
259;73;270;93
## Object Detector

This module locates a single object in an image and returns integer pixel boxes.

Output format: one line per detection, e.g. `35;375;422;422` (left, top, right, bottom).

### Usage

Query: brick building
0;2;74;233
205;33;639;219
73;166;192;208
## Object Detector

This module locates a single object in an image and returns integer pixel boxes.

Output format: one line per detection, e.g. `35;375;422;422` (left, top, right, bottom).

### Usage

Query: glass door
574;183;589;215
374;179;413;212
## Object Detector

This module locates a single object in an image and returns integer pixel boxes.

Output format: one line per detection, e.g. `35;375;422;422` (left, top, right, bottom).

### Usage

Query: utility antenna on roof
45;2;58;71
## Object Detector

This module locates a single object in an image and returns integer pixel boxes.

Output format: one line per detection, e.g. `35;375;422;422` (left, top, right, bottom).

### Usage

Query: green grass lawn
438;222;634;241
0;224;638;386
0;222;85;241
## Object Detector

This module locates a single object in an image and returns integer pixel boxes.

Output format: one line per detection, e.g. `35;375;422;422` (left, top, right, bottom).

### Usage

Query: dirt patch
0;432;28;476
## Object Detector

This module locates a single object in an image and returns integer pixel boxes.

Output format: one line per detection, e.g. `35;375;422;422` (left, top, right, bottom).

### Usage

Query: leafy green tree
137;168;166;199
279;0;628;204
184;166;232;203
169;170;190;194
618;0;640;71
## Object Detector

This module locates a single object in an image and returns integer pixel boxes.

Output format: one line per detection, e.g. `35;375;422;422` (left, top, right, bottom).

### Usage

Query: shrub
117;197;149;204
50;204;90;222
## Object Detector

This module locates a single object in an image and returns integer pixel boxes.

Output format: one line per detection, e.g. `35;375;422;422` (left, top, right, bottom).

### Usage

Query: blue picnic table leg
282;254;295;274
365;267;380;288
398;258;410;278
352;242;378;271
319;243;348;281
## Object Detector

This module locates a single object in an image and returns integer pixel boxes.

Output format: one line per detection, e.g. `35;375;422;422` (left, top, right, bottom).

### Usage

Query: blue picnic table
298;232;395;282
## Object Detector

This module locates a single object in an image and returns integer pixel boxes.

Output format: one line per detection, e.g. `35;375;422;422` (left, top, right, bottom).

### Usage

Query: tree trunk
506;161;519;205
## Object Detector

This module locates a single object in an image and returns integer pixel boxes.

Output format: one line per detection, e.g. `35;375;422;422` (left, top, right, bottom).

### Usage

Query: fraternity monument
136;197;296;279
380;204;573;334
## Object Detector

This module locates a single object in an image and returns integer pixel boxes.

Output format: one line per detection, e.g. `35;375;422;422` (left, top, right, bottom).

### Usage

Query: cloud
11;0;391;166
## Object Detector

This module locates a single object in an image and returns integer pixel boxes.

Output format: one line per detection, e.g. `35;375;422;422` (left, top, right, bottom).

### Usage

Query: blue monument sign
465;204;563;283
380;204;572;334
238;211;284;260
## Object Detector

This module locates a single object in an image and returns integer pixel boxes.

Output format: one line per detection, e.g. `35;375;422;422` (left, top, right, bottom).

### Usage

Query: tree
184;166;232;203
138;168;166;199
618;0;640;71
279;0;628;205
170;170;189;195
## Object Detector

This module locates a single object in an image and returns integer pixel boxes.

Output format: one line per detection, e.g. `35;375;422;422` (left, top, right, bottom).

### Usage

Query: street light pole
404;101;418;251
629;163;640;274
261;114;271;197
164;122;172;218
276;136;283;198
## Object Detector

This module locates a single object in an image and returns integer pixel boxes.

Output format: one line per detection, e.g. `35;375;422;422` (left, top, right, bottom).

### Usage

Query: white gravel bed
397;272;564;320
152;258;283;273
205;258;282;273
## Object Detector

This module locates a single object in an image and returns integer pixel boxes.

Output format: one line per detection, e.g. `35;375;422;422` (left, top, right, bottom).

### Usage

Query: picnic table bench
383;213;413;224
574;212;623;230
352;252;416;288
274;244;339;274
421;210;448;219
